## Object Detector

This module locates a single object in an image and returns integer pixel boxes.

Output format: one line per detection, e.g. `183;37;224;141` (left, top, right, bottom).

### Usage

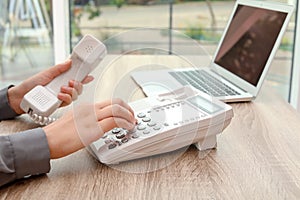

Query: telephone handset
20;34;106;125
88;86;234;164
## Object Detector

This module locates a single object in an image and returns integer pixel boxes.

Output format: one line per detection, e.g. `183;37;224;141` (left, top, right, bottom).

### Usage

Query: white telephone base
88;86;234;164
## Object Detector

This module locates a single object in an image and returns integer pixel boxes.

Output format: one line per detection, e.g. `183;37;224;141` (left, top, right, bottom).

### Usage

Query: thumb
44;59;72;80
18;59;72;94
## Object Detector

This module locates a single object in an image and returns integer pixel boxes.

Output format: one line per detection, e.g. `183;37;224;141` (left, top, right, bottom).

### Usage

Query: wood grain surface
0;55;300;199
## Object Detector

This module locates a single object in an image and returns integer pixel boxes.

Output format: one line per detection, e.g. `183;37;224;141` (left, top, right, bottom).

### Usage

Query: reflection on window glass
0;0;54;88
71;0;294;100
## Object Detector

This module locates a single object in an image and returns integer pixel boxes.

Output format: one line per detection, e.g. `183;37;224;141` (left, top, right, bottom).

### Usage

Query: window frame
290;0;300;111
52;0;70;64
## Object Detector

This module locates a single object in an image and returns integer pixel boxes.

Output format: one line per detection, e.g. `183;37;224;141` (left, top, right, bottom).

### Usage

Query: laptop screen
214;5;287;86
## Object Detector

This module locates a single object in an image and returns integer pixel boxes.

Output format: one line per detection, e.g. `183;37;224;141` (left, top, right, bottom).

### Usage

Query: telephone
20;34;106;125
88;86;233;165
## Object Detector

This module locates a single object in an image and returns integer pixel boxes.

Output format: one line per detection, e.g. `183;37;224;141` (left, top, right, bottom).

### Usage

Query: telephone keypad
104;101;209;150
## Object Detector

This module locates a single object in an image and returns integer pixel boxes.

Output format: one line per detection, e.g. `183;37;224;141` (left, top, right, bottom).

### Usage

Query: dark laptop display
214;5;287;86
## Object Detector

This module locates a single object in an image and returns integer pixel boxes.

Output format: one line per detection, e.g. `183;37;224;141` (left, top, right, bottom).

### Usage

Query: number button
108;143;117;149
112;128;122;134
137;113;146;118
121;138;129;143
142;117;151;122
104;139;112;144
137;124;147;130
131;134;139;139
147;121;156;127
116;132;126;139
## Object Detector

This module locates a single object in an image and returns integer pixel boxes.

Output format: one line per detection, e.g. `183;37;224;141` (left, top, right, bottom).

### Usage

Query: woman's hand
7;60;93;114
43;99;137;159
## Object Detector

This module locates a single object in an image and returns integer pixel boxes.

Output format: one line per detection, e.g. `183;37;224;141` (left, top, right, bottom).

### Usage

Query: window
2;0;299;110
0;0;54;88
65;0;297;102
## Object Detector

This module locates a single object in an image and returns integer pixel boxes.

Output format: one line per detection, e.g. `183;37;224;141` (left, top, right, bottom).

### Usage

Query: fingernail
57;93;64;99
64;59;71;64
61;86;70;92
129;123;135;130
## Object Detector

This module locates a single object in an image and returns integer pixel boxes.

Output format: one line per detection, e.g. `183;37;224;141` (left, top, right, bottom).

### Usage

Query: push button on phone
105;139;113;144
121;138;129;143
147;121;156;127
142;117;151;122
131;133;139;139
116;132;126;139
137;113;146;118
112;128;122;134
101;134;108;139
137;124;147;130
108;143;117;149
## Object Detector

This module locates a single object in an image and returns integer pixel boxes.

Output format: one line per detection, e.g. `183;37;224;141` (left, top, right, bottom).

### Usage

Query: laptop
131;0;294;102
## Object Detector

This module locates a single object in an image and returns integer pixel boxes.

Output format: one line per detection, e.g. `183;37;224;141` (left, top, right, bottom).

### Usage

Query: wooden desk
1;55;300;199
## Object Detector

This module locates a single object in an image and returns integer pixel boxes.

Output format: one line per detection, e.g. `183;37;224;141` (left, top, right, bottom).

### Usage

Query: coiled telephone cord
28;111;57;125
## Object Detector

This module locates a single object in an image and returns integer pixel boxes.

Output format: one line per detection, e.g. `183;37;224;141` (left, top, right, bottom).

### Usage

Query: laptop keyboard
169;70;240;97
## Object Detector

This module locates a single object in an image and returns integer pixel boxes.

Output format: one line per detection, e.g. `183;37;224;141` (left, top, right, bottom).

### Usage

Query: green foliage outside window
185;26;220;42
